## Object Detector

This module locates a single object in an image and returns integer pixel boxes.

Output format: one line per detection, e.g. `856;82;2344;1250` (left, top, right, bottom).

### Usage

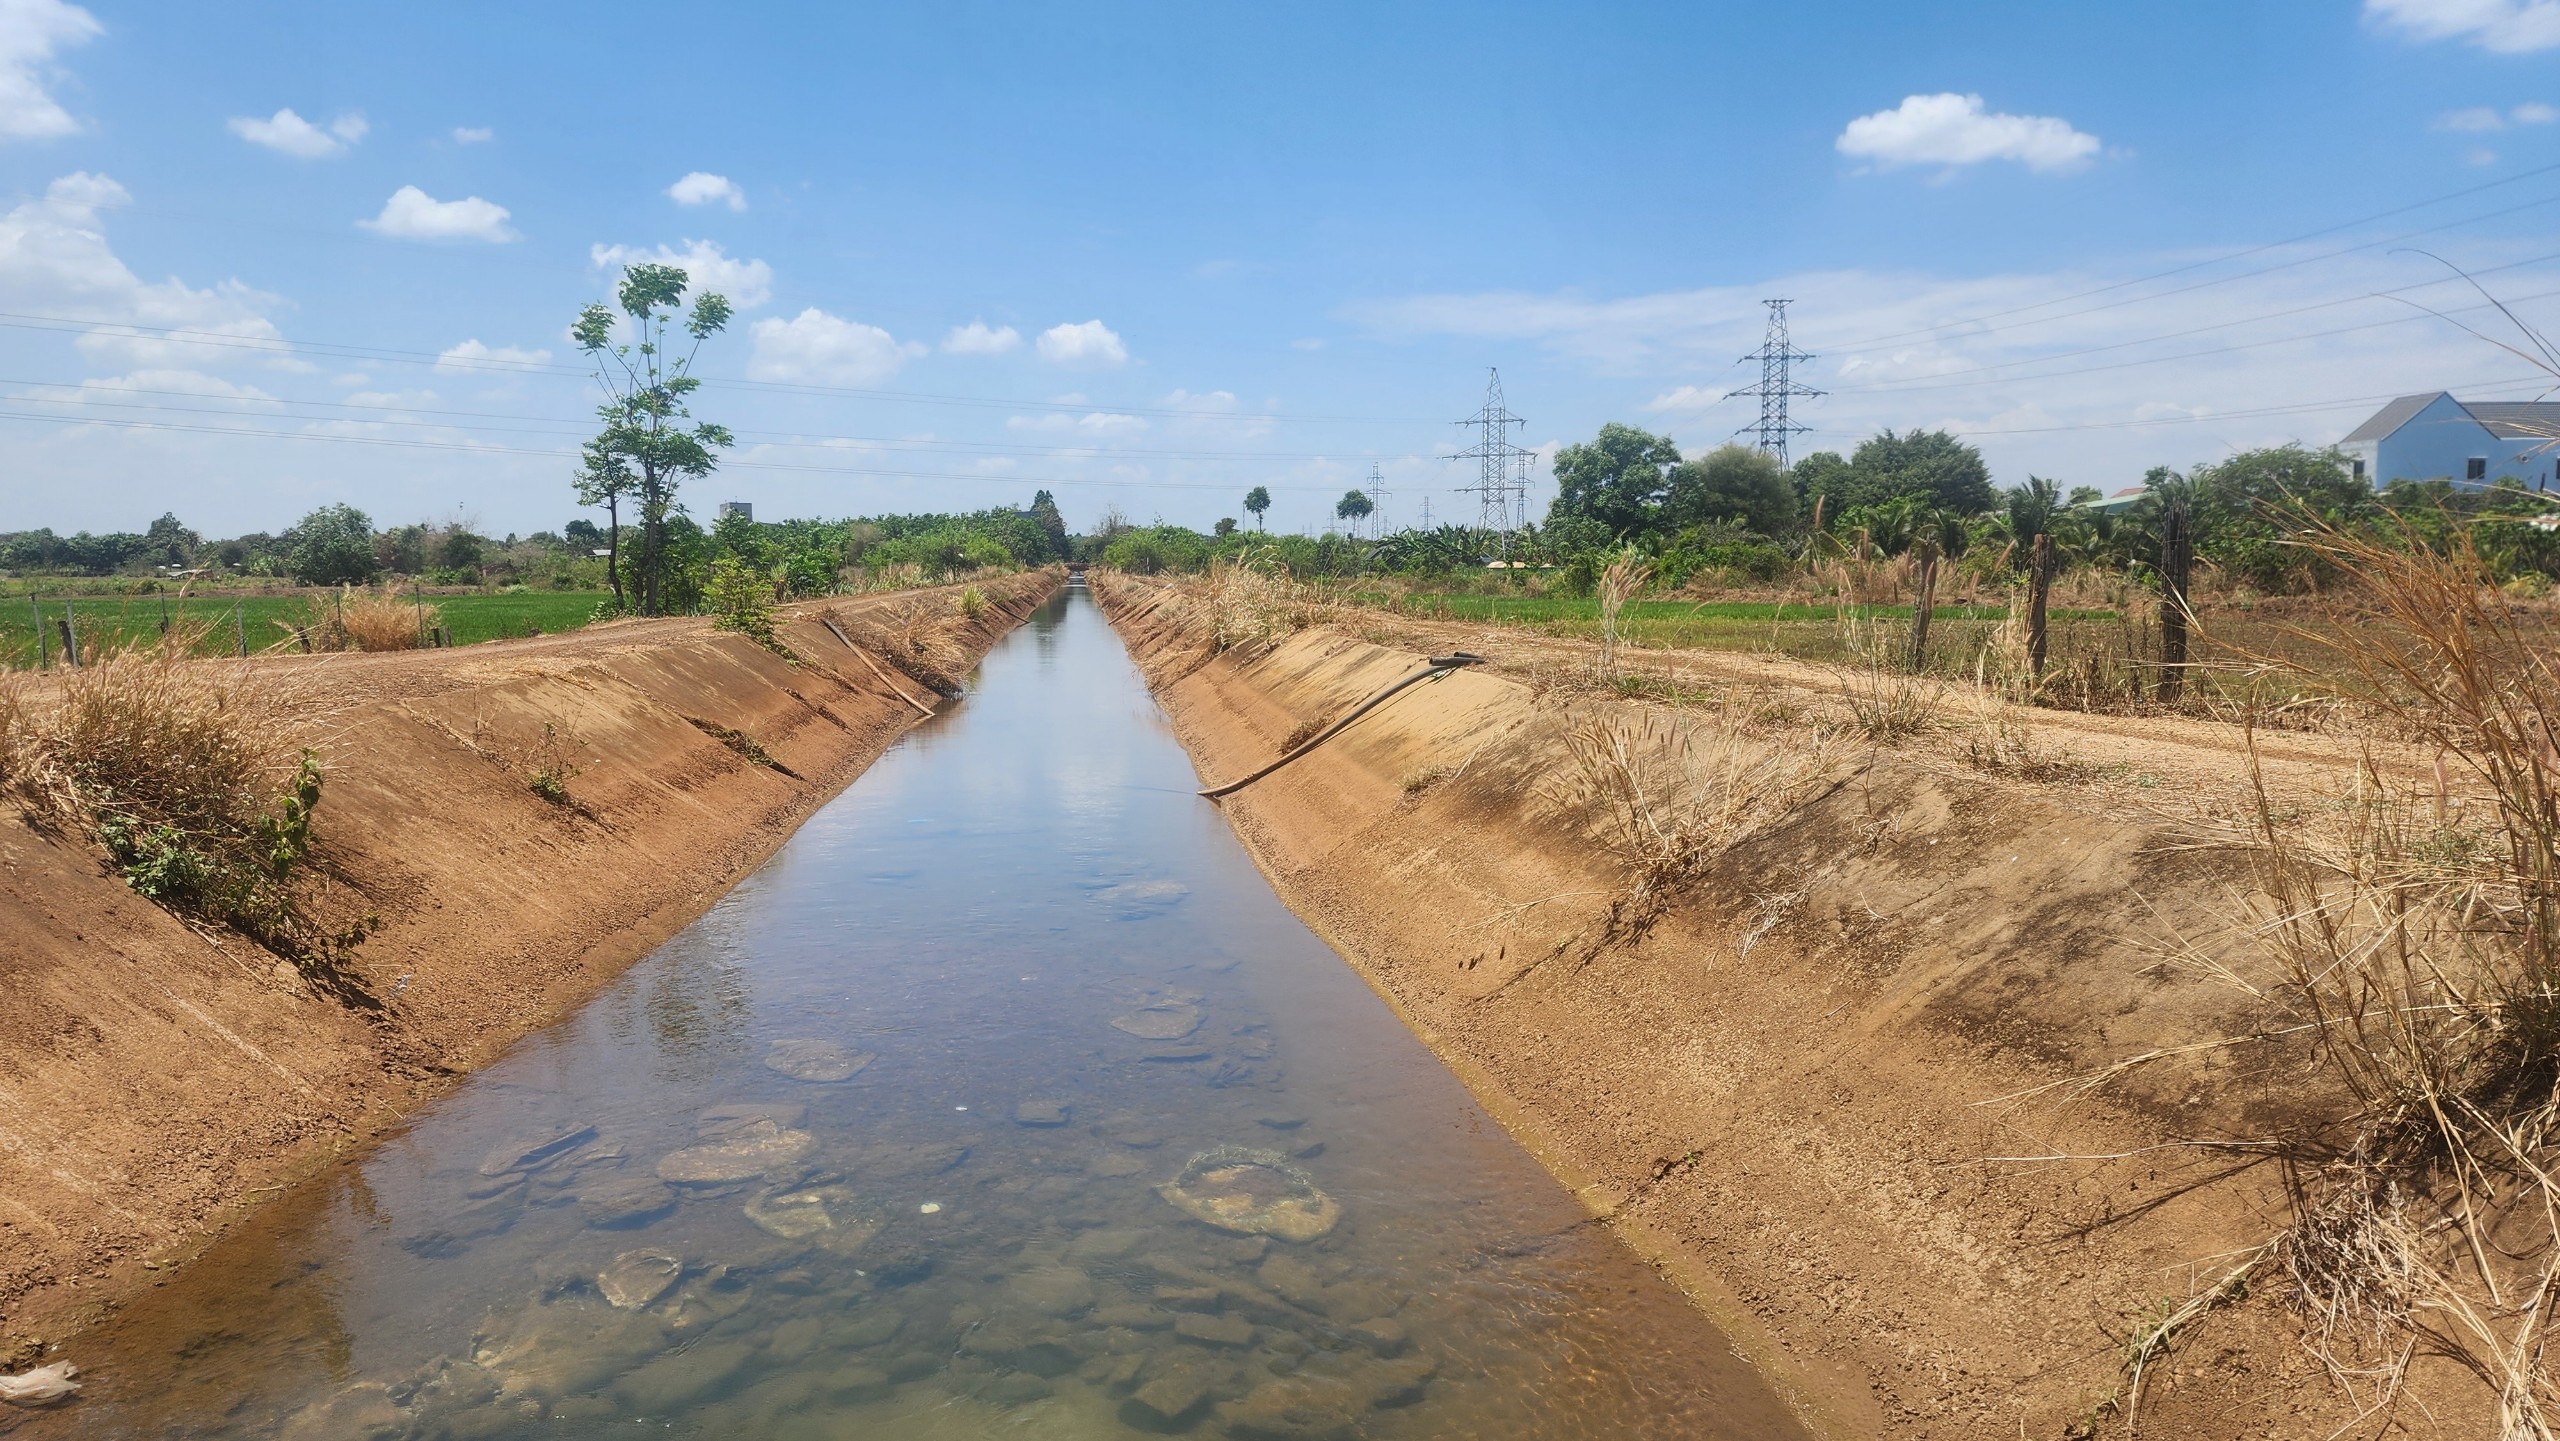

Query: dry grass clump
1205;551;1334;657
1595;546;1651;685
0;633;370;984
276;585;437;653
1833;609;1942;743
846;597;969;696
1558;705;1840;942
2141;520;2560;1431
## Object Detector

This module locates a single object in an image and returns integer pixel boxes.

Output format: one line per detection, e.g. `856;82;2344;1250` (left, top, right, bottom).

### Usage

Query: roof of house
2342;392;2560;444
2340;393;2448;445
2464;402;2560;440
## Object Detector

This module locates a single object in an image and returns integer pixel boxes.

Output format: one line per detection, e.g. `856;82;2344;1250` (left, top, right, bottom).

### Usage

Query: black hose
1198;653;1485;800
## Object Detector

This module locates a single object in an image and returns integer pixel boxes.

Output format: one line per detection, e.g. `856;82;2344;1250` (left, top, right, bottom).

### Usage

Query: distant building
716;501;753;521
2338;393;2560;491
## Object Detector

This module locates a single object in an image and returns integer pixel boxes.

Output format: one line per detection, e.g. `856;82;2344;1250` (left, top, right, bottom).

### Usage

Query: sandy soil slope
0;573;1056;1356
1095;574;2483;1440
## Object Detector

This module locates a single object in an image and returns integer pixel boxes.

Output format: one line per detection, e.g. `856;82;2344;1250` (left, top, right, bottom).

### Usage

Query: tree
574;439;634;612
437;530;484;573
2004;477;2063;551
1244;486;1272;531
572;263;733;616
1335;489;1374;528
1214;517;1238;537
286;504;378;586
1664;443;1797;538
1851;429;1994;515
1547;423;1680;535
142;512;197;568
1028;489;1068;559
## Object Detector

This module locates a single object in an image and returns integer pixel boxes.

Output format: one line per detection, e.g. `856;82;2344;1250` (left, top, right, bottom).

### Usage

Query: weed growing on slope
0;634;372;987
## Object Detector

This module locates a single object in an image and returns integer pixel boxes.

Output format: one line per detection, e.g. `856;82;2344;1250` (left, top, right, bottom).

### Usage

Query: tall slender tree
573;439;633;613
572;264;733;616
1244;486;1272;531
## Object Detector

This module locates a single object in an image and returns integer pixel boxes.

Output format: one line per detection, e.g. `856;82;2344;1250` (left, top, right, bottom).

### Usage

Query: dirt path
1094;574;2484;1440
0;573;1057;1358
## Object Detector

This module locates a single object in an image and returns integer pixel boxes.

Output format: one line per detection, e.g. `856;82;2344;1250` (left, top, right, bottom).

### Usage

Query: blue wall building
2338;393;2560;492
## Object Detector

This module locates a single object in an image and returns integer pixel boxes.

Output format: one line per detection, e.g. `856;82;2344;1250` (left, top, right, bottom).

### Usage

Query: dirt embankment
0;572;1057;1355
1093;574;2464;1440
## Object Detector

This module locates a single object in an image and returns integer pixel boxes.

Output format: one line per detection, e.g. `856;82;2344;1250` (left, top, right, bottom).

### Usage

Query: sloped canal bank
22;587;1807;1439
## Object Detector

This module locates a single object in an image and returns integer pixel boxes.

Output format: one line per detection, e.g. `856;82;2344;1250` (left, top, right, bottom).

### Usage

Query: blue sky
3;0;2558;538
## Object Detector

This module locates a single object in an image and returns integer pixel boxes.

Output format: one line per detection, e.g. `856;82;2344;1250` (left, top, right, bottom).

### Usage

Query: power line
0;309;1438;425
1816;158;2560;353
1727;299;1821;467
1828;249;2560;394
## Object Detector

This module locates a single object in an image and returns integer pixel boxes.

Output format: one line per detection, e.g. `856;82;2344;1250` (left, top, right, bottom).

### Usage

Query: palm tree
1244;486;1271;531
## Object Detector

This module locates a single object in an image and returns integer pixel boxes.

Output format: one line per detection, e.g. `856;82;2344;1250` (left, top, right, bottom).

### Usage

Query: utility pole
1450;368;1533;563
1726;299;1822;469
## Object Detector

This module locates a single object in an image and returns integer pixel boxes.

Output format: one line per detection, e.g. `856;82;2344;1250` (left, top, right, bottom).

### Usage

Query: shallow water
22;587;1806;1440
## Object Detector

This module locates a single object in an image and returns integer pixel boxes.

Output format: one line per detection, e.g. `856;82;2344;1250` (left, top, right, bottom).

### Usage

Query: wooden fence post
2158;496;2192;705
2027;532;2053;678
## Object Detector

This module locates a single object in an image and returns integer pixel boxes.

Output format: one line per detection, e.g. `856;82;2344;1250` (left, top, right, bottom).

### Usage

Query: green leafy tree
1028;489;1069;559
572;263;734;616
143;512;197;568
1547;423;1680;535
1214;517;1238;537
1243;486;1272;531
1664;443;1797;538
1850;429;1994;514
1335;489;1374;528
2004;477;2063;551
286;504;378;585
573;439;635;612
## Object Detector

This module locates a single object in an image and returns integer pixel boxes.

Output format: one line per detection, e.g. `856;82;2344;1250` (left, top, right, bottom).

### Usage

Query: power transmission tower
1418;495;1433;528
1364;462;1389;539
1725;299;1821;468
1451;368;1533;561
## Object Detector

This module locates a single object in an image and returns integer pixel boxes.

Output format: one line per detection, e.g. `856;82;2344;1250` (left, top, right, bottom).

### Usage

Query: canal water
23;587;1806;1439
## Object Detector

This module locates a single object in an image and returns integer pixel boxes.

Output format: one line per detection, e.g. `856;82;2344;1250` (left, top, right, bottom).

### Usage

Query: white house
2337;393;2560;492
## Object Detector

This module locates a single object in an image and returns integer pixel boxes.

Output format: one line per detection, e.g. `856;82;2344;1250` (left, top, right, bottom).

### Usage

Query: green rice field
1;591;610;668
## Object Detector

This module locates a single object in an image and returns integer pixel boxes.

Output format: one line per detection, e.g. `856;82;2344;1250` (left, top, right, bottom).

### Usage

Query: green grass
1;591;610;668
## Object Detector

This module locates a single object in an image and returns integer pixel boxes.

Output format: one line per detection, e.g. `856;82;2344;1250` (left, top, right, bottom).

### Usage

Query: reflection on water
29;590;1807;1440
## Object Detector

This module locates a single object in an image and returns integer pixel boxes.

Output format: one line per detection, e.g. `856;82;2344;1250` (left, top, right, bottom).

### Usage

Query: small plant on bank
1;637;372;986
705;555;783;651
957;584;987;619
525;721;585;805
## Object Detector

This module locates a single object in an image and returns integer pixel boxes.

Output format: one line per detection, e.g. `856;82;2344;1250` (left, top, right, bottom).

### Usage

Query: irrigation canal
27;586;1807;1439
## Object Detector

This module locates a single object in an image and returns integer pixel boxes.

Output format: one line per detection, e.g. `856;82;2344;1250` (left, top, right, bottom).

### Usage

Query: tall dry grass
1595;546;1651;685
277;585;438;652
2154;519;2560;1432
0;631;367;983
1203;551;1334;657
1558;705;1840;943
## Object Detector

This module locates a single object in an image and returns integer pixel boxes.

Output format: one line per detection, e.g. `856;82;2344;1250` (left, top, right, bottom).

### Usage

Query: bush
1;639;369;978
705;555;778;647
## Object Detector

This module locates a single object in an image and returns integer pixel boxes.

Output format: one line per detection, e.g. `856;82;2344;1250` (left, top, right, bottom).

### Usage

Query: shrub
957;584;986;619
1;638;369;979
705;555;779;646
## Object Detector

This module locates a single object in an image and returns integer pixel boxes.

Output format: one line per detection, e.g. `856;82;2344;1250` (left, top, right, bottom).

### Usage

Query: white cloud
2367;0;2560;52
1290;337;1326;351
435;339;552;373
360;186;517;242
1006;410;1148;436
2467;146;2501;166
942;319;1021;355
2436;101;2560;131
0;172;289;369
746;308;910;386
17;369;277;406
1835;93;2101;174
587;238;772;308
227;107;366;158
0;0;98;141
666;171;745;210
1353;240;2560;490
1036;319;1128;367
451;126;492;144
